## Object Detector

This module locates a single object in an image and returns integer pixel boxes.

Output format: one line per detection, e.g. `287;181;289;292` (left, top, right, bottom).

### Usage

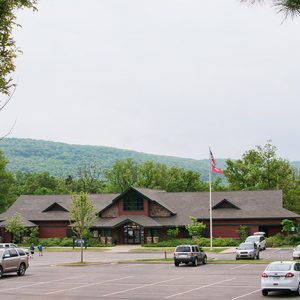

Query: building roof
94;215;162;228
0;188;298;227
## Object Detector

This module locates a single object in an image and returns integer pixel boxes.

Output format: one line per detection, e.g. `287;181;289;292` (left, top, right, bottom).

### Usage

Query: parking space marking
119;264;142;268
231;264;248;270
0;275;85;293
103;277;184;297
45;276;133;295
231;288;261;300
165;277;235;299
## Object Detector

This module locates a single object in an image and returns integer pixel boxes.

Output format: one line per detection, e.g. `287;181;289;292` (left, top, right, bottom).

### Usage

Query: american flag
209;149;223;174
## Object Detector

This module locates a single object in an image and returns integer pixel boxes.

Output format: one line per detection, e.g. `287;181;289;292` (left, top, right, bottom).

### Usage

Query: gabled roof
212;199;240;210
0;189;298;227
94;215;162;228
42;202;69;212
99;186;176;215
0;217;36;228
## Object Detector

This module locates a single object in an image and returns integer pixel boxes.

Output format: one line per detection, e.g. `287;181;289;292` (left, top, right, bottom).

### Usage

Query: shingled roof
0;188;298;227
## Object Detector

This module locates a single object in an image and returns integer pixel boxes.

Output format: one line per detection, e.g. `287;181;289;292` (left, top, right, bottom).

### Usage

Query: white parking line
119;264;141;269
45;276;132;295
231;264;248;270
231;288;261;300
103;277;184;297
0;275;85;292
165;278;236;298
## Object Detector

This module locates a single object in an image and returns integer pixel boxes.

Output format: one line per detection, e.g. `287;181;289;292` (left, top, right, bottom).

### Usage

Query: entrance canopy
93;215;162;228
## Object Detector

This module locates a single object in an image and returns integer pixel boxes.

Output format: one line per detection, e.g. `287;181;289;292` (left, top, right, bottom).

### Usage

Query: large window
123;193;144;211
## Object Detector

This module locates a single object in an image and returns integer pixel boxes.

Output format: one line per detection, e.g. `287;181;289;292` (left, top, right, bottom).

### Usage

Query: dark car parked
174;245;207;267
0;248;29;278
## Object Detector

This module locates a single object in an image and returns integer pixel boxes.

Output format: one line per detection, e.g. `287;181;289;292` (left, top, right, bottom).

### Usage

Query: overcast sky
1;0;299;161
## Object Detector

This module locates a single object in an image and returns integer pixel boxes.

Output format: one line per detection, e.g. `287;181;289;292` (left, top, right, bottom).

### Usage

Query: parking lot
0;248;297;299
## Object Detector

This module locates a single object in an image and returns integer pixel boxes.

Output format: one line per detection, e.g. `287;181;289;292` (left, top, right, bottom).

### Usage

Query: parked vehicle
74;239;85;247
253;231;266;236
261;261;300;296
0;243;29;257
0;248;29;278
293;245;300;260
173;245;207;267
236;242;259;260
245;235;266;250
0;243;18;248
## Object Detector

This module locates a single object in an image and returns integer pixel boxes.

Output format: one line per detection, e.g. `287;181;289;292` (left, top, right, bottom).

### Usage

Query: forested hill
0;138;227;180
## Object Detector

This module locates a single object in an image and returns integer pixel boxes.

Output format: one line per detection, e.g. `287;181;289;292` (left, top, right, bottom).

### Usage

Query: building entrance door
123;223;141;244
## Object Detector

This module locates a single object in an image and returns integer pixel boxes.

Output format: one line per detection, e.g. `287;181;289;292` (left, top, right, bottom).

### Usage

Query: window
123;193;144;211
9;249;18;257
18;249;25;256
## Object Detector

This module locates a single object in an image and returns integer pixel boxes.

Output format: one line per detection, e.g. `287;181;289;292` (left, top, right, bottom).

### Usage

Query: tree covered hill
0;138;228;180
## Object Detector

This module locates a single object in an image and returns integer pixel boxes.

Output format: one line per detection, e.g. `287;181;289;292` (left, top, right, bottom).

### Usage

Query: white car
293;245;300;260
245;235;266;250
261;261;300;296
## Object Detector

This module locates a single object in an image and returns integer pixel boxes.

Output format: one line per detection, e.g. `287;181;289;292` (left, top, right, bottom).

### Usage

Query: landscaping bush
143;238;240;248
59;238;73;247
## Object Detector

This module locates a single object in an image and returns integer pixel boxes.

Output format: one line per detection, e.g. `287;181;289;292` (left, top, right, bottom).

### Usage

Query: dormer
42;202;69;212
212;199;240;210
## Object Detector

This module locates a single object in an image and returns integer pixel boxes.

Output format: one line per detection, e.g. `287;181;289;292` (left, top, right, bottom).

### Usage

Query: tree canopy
0;150;14;212
241;0;300;19
0;0;37;95
224;142;300;212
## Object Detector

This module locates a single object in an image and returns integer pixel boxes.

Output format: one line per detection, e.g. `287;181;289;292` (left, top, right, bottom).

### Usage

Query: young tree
281;219;294;235
5;212;25;243
237;225;249;241
185;217;206;238
69;192;97;263
240;0;300;19
167;226;180;239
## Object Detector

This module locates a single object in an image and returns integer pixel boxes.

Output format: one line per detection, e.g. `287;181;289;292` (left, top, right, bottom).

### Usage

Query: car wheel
256;254;260;260
202;256;207;265
193;258;198;266
17;263;26;276
0;267;3;279
174;262;179;267
262;289;268;296
295;284;300;296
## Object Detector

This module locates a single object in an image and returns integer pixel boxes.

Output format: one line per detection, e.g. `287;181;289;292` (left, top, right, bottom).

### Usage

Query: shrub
143;238;240;248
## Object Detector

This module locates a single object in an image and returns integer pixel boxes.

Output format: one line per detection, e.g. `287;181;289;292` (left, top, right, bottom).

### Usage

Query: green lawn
41;247;112;252
130;247;228;253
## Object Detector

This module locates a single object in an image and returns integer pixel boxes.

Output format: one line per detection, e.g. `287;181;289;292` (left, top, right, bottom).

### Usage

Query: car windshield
296;246;300;251
176;246;190;252
238;244;254;250
267;263;292;271
246;236;259;242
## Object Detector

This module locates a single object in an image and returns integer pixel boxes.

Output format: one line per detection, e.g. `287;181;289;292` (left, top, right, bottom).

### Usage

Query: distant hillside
0;138;228;180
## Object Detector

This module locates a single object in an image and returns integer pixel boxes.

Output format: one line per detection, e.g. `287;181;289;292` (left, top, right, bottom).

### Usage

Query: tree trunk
80;237;83;263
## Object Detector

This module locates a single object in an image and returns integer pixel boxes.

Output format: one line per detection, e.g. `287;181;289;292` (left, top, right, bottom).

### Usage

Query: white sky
1;0;300;160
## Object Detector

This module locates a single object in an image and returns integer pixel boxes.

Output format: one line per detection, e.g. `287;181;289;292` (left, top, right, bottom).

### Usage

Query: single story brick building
0;187;298;244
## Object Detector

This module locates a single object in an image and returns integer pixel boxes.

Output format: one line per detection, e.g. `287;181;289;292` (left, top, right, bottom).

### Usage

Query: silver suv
245;235;266;250
236;242;260;260
174;245;207;267
0;248;29;278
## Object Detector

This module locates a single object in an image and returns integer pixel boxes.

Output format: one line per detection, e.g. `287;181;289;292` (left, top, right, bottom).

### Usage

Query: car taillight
261;273;268;278
285;272;294;278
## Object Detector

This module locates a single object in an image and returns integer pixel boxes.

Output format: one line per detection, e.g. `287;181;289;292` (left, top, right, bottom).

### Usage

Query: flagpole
209;147;213;250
